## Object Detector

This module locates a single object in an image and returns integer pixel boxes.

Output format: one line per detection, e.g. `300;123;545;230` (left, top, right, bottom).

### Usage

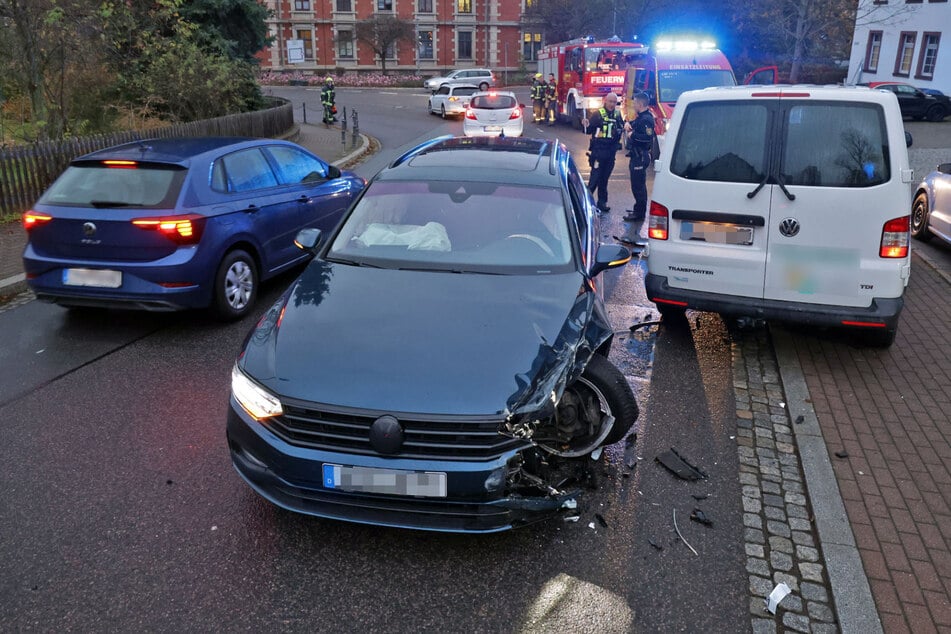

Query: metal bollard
302;102;307;124
340;107;348;147
352;111;359;148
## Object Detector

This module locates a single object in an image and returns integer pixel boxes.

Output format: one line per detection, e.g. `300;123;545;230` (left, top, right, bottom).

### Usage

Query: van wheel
926;105;947;122
213;249;258;321
911;193;933;241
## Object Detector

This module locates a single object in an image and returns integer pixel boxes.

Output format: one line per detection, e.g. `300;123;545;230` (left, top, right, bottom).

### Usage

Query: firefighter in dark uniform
623;91;655;222
582;92;624;213
531;73;546;123
321;76;336;126
545;73;557;126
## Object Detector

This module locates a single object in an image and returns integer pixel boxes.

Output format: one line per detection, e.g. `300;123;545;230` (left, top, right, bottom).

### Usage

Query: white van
645;85;913;346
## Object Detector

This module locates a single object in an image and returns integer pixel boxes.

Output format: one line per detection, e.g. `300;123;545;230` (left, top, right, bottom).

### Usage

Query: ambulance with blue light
621;39;777;153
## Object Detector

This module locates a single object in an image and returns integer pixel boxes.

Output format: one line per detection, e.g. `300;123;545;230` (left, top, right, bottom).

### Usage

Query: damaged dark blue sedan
226;136;637;532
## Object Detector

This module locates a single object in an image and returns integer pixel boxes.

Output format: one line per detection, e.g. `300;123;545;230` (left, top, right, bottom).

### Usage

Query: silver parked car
428;84;479;118
913;162;951;247
424;68;496;92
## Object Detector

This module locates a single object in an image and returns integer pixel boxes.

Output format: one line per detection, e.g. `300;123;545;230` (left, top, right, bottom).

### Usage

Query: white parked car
645;85;914;346
423;68;495;92
913;162;951;247
428;84;479;118
463;91;524;138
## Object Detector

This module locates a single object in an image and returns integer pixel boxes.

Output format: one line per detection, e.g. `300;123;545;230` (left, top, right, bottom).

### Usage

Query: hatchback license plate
680;221;753;245
484;126;502;132
63;268;122;288
323;464;447;497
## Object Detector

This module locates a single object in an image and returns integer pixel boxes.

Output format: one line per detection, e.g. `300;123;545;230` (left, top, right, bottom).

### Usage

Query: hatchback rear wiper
89;200;144;208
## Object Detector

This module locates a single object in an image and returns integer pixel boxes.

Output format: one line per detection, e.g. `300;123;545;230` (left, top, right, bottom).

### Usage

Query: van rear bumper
645;274;904;330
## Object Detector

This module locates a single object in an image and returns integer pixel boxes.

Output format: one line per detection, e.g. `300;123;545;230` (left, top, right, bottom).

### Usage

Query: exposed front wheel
537;354;638;456
213;249;258;321
911;192;933;241
926;105;947;122
479;82;489;91
441;105;447;119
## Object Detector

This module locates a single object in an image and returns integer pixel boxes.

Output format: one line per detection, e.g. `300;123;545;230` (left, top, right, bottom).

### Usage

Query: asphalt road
0;88;749;632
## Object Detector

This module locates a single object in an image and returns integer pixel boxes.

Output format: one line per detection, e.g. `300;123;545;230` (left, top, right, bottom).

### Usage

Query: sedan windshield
329;180;574;273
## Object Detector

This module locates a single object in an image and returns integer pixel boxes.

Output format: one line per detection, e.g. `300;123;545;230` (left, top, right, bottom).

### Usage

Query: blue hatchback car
227;136;637;532
22;137;365;319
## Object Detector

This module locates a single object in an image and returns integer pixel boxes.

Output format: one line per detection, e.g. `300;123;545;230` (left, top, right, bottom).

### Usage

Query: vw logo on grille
369;415;404;455
778;217;800;237
82;222;97;237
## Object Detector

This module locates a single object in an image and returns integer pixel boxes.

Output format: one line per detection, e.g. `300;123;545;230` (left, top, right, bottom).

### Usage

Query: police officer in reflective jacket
582;92;624;213
623;91;655;222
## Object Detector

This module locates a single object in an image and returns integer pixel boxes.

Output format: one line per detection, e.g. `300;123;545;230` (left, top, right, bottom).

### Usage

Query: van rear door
763;98;907;307
654;98;775;299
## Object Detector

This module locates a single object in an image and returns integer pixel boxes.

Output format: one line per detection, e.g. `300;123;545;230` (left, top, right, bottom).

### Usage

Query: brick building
259;0;543;77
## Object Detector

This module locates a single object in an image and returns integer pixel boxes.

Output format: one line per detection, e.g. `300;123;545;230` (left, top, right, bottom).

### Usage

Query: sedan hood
239;260;613;416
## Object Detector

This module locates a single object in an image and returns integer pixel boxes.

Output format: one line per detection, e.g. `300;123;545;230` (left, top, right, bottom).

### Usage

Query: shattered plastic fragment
564;515;581;523
588;522;597;530
795;415;805;424
765;582;792;614
596;513;608;528
561;498;578;510
625;433;637;447
656;448;708;480
691;493;709;501
648;538;663;550
834;450;849;459
690;509;713;527
590;447;604;461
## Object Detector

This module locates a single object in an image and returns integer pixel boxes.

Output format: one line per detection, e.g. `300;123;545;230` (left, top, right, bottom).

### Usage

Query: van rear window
780;103;889;187
670;103;769;184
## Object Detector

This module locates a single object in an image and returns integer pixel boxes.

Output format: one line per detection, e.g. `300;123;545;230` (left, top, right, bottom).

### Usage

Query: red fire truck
621;40;776;149
537;36;646;129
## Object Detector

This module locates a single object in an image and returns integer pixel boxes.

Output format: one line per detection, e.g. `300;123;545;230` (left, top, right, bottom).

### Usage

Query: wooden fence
0;98;293;218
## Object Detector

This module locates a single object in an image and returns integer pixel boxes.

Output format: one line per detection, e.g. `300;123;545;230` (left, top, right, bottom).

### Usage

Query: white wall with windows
848;1;949;91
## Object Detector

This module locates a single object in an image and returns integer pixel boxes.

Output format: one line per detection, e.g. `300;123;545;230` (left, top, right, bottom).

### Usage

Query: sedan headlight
231;364;283;420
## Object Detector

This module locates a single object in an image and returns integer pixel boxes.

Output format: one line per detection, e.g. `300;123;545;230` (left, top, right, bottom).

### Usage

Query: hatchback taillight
509;108;521;120
465;108;477;120
649;201;669;240
132;214;206;245
22;211;52;230
880;215;909;258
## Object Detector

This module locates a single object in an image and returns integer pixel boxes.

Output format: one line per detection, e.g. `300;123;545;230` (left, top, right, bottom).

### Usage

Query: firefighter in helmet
321;76;336;126
531;73;546;123
545;73;557;126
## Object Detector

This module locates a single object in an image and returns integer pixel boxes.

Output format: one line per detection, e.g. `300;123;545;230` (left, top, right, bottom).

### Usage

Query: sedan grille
266;399;528;460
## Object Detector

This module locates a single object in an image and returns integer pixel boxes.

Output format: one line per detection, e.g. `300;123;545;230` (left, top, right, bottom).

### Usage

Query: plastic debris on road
765;582;792;614
656;448;708;480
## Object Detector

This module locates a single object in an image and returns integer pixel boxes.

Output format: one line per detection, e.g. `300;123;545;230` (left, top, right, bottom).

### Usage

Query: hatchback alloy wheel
226;261;253;309
214;249;258;320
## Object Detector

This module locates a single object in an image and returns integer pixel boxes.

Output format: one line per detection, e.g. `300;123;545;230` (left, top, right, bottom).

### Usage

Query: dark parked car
22;137;365;319
913;162;951;247
862;81;950;121
227;136;637;532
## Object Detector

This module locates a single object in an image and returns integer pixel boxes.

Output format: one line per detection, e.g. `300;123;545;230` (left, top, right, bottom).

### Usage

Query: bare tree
353;15;416;75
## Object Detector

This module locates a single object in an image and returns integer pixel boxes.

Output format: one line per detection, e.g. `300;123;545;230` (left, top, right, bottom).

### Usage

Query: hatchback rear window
39;163;186;208
452;87;479;97
471;95;517;109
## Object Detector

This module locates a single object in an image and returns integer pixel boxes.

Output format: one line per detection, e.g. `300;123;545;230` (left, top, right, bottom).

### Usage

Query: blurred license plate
63;268;122;288
680;221;753;245
484;126;502;132
323;464;447;497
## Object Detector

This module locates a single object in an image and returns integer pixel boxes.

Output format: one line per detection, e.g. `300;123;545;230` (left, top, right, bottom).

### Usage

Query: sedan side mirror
294;228;323;253
590;244;632;277
906;131;913;148
327;164;342;179
938;162;951;175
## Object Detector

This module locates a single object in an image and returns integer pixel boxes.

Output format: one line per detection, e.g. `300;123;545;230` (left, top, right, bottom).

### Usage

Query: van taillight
649;201;669;240
23;211;52;230
880;216;909;258
132;214;205;245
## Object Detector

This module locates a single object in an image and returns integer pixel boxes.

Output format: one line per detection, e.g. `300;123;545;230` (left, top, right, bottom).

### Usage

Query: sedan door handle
297;195;312;203
246;204;259;213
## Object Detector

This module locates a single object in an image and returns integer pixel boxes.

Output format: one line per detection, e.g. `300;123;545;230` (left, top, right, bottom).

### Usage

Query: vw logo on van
778;218;800;237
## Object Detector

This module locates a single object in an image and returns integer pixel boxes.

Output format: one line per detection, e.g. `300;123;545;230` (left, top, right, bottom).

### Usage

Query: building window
916;33;941;78
377;0;393;10
418;30;434;59
458;31;473;59
895;32;916;76
294;0;311;9
384;42;396;59
457;0;472;13
336;0;352;10
337;30;354;59
295;28;314;60
523;32;542;61
418;0;433;11
864;31;882;72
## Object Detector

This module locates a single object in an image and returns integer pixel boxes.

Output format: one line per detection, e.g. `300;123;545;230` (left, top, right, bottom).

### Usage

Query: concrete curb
770;326;883;634
0;273;26;297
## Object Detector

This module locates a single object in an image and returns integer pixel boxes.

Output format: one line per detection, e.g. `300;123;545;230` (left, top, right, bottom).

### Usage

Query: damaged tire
538;354;638;456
